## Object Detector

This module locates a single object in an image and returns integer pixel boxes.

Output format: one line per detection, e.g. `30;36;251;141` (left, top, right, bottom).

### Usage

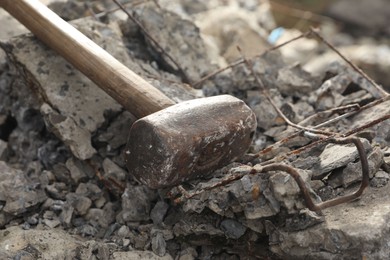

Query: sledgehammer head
125;95;257;189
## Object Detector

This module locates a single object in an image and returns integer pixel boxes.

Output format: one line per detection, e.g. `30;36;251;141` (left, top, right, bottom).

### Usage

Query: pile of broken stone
0;0;389;259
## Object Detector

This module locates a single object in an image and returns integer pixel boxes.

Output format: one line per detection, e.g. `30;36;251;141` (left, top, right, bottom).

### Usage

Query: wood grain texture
1;0;175;118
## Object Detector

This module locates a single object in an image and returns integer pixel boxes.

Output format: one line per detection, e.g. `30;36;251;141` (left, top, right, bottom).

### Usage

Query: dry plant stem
310;27;389;98
112;0;191;83
192;31;311;88
173;136;369;212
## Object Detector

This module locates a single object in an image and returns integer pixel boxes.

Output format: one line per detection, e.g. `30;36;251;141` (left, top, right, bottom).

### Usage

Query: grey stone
151;228;174;241
94;196;107;209
122;238;131;247
129;229;150;250
276;64;318;97
194;3;270;64
117;225;130;238
82;241;111;260
172;212;223;237
0;139;7;159
251;94;283;130
0;226;81;259
1;15;201;163
65;193;92;216
176;247;198;260
42;210;61;228
40;103;96;160
112;251;173;260
239;218;264;233
43;218;61;228
181;164;316;219
97;111;136;150
85;208;105;228
65;157;91;184
326;0;390;36
311;73;351;110
75;183;102;201
374;170;389;179
151;231;167;257
0;9;28;41
59;203;74;227
371;170;390;188
269;170;312;214
328;146;384;188
134;4;215;83
350;100;390;146
3;20;123;133
0;161;47;216
316;138;371;175
26;214;39;226
45;182;68;200
78;224;98;237
102;158;127;183
220;219;247;239
151;201;169;226
267;180;390;259
284;209;324;232
117;186;157;222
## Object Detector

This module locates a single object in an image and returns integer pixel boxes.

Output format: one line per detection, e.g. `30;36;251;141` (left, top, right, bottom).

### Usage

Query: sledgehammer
1;0;257;188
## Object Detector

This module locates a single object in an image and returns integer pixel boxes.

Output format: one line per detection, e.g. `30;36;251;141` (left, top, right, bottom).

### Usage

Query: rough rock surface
0;1;389;259
267;183;390;259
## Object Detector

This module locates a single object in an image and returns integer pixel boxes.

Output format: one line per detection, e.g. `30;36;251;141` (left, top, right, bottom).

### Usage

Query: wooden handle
1;0;175;118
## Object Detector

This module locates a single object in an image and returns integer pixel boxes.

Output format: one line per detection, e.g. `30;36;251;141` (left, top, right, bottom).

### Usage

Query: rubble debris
328;146;384;188
325;0;390;37
350;99;390;146
275;64;318;97
112;250;173;260
150;201;170;226
96;111;136;151
133;3;215;83
65;157;91;183
314;138;371;177
194;2;272;64
41;103;97;160
0;0;389;259
1;16;202;162
220;218;247;239
180;164;313;218
0;139;7;159
0;161;46;219
117;185;157;223
370;170;390;188
266;182;390;259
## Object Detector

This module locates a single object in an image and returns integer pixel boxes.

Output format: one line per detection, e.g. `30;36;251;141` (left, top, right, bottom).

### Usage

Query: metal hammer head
125;95;257;189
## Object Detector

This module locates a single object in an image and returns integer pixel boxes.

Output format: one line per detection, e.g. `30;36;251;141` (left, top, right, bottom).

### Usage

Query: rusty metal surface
125;95;257;189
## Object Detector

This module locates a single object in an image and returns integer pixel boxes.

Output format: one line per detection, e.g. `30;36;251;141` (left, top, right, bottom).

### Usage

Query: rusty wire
171;28;389;212
91;3;388;212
